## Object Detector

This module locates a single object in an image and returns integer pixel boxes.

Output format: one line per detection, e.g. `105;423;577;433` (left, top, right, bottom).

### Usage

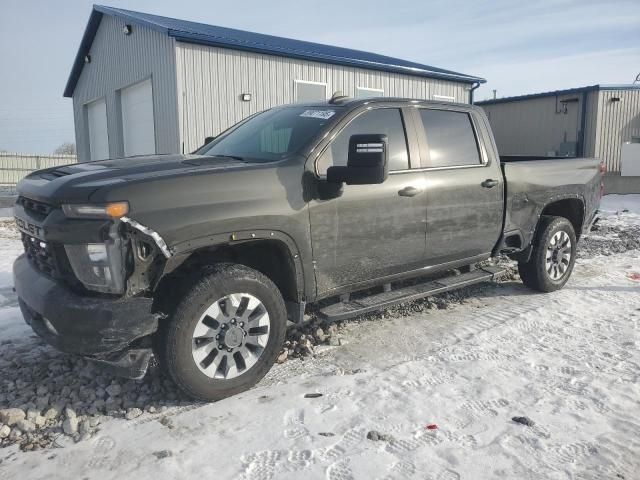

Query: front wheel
161;263;287;401
518;216;577;292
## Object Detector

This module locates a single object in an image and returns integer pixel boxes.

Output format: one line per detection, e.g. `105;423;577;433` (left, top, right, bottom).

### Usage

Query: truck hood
16;154;260;204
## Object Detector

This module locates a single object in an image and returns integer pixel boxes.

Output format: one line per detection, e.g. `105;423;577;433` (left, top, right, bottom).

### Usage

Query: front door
308;107;427;296
414;107;504;264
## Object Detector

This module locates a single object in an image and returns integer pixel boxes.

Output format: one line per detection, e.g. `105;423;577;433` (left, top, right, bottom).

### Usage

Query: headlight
62;202;129;219
64;241;125;294
86;243;108;262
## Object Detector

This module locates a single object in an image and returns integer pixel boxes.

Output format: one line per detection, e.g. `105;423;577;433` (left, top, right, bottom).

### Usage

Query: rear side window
419;109;481;168
316;108;409;175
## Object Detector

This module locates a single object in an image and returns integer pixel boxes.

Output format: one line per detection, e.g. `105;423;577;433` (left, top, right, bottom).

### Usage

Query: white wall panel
595;89;640;172
175;42;470;152
72;16;178;161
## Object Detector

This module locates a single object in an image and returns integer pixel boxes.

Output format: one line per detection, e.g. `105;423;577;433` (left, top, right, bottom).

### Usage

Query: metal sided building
477;85;640;174
64;5;485;162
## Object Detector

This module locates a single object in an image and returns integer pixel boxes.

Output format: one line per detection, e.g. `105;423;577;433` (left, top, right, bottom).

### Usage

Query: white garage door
87;98;109;161
121;79;156;157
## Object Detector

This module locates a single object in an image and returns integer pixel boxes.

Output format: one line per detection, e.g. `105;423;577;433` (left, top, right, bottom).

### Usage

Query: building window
355;87;384;99
432;94;456;102
316;108;409;175
418;109;481;168
295;80;327;102
631;137;640;144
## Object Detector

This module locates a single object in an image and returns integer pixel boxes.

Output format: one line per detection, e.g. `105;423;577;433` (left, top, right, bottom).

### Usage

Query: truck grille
16;196;54;217
21;234;62;278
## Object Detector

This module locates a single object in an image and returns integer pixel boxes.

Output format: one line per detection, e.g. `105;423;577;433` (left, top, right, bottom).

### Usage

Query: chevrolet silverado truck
13;98;603;401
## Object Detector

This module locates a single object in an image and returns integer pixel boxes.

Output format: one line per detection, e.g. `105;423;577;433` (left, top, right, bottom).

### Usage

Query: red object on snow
425;424;438;430
629;272;640;281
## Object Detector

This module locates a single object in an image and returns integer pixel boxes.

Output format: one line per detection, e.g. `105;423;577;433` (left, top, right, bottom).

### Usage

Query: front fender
161;229;312;302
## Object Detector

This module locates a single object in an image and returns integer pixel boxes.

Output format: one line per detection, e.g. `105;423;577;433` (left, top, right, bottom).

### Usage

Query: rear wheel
518;216;577;292
162;263;287;401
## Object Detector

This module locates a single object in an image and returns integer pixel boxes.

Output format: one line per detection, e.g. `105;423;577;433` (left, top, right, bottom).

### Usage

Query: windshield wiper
183;154;249;167
209;154;246;161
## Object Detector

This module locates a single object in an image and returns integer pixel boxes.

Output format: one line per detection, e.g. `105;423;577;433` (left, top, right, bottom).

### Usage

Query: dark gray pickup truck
13;98;603;400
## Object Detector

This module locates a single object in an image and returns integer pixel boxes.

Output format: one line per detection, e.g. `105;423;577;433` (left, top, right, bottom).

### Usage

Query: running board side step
318;266;505;322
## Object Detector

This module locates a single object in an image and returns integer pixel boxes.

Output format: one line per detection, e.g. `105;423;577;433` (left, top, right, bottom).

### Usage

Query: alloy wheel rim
191;293;270;379
545;231;572;281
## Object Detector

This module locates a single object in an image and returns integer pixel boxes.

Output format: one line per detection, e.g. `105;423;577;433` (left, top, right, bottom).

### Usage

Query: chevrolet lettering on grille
15;217;44;239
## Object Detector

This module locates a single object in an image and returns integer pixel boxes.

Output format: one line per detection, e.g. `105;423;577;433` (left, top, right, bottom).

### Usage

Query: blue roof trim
63;10;105;98
64;4;485;97
476;84;640;106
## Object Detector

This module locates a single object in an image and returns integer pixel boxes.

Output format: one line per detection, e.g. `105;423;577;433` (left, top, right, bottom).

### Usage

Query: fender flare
160;229;310;301
509;193;586;263
530;193;586;237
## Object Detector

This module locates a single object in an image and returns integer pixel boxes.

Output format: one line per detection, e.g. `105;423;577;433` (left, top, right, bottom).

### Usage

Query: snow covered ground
0;196;639;479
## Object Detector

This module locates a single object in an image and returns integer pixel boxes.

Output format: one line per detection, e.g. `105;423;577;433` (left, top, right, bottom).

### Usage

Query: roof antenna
329;91;350;104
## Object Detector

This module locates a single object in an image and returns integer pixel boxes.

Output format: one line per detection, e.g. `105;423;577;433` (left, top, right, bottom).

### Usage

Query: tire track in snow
198;253;640;479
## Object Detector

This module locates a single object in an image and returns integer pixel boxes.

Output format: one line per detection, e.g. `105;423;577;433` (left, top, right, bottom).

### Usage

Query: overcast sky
1;0;639;154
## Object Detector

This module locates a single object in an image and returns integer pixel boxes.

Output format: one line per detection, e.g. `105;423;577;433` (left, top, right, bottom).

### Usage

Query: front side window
316;108;409;175
198;106;341;162
419;109;481;168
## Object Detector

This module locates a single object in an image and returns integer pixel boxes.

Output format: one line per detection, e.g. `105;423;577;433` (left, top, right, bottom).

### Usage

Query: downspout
469;81;481;104
578;91;588;157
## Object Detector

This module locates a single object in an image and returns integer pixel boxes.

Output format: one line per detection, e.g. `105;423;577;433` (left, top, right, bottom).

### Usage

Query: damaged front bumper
14;254;158;379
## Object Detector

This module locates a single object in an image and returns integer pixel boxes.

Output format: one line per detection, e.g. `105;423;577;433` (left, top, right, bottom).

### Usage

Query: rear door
308;106;427;296
412;106;504;265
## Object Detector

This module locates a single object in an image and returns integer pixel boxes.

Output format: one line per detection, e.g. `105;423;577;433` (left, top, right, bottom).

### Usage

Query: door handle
481;179;499;188
398;186;423;197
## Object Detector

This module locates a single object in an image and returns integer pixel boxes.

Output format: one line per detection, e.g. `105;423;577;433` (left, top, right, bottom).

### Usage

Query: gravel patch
0;340;193;451
0;282;490;451
578;214;640;258
0;219;18;238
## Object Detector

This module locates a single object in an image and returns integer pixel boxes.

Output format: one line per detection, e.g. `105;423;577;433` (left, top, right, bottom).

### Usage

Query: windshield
197;106;343;162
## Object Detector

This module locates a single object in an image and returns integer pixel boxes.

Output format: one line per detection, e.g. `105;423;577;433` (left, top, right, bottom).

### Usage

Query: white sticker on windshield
300;109;336;120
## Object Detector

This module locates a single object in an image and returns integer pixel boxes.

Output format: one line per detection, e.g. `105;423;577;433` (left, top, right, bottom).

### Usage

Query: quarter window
419;109;481;167
317;108;409;175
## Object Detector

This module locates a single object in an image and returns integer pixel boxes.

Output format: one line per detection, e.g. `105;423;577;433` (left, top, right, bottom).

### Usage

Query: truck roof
294;97;478;111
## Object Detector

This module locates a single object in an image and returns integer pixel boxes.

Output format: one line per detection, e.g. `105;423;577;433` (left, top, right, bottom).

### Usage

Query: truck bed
500;155;583;162
501;157;602;248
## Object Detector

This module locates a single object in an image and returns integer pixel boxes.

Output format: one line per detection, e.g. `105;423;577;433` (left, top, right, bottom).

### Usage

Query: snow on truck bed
0;196;639;479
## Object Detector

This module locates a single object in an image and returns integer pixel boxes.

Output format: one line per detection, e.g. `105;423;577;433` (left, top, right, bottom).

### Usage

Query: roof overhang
64;5;485;98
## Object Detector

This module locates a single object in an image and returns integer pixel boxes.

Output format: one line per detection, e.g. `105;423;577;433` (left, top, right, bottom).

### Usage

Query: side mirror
326;134;388;185
204;136;216;145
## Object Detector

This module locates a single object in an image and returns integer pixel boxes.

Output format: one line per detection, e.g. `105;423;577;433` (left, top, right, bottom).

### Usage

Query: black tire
518;216;577;293
161;263;287;401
